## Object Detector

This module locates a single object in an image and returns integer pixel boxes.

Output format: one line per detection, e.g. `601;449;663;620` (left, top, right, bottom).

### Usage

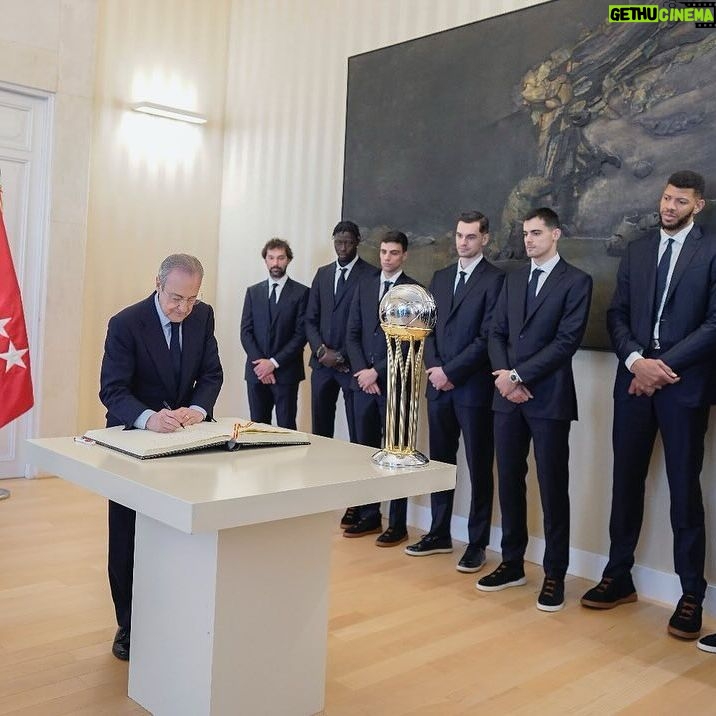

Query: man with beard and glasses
240;238;309;429
581;170;716;643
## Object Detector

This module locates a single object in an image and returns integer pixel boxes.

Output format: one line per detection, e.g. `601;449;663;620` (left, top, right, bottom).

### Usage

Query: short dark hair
667;170;705;198
261;237;293;261
457;211;489;233
381;230;408;252
524;207;561;230
332;220;360;242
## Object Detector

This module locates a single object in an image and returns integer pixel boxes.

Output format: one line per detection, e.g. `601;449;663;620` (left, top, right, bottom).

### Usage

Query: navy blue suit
240;277;309;429
99;294;223;630
305;257;378;440
604;225;716;599
423;258;504;547
345;271;420;529
489;258;592;578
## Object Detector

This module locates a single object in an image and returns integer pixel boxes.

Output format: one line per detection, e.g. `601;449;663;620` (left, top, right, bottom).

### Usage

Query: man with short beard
581;170;716;643
240;238;309;429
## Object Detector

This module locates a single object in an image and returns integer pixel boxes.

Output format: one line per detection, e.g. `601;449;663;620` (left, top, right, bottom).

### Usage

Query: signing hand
147;409;185;433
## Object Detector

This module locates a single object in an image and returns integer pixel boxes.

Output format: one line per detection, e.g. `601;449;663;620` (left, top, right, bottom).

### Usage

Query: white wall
217;0;716;610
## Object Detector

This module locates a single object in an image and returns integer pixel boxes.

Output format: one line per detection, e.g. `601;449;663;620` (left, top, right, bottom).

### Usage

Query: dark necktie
335;267;347;300
653;238;674;328
169;321;181;383
268;282;278;321
452;270;467;308
525;268;543;315
381;280;392;300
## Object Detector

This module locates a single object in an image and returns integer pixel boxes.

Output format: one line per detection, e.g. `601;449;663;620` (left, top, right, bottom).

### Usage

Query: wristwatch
509;369;521;384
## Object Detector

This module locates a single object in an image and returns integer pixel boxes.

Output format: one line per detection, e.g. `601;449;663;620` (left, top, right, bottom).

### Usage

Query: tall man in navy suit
405;211;504;573
99;254;223;660
581;171;716;641
344;230;420;543
240;238;308;429
477;208;592;613
305;221;378;529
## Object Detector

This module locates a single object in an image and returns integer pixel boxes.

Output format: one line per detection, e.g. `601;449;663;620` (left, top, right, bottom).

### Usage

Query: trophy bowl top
379;284;437;332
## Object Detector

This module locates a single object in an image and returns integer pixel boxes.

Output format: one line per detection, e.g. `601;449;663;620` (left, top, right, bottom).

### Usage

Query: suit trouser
427;394;494;547
604;390;709;599
108;500;135;630
352;389;407;529
494;409;571;579
247;381;300;429
310;365;356;441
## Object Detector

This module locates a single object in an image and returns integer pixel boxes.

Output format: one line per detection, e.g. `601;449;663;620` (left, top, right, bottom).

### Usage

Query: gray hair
157;254;204;288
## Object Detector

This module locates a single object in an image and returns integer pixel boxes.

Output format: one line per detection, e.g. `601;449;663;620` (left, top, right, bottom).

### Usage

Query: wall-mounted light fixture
131;101;207;125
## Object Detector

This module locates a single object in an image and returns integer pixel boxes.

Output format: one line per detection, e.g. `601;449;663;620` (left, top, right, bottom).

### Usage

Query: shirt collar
457;253;483;278
380;270;402;284
660;222;693;246
336;254;359;273
530;252;560;276
267;274;289;289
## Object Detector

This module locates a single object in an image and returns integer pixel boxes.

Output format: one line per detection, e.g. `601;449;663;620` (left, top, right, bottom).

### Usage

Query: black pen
162;401;185;429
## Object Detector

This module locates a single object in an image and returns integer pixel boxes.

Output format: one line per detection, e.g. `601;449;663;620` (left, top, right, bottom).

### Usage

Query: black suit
345;271;420;529
423;258;504;547
604;225;716;599
240;277;309;429
99;294;223;630
305;257;378;440
489;258;592;578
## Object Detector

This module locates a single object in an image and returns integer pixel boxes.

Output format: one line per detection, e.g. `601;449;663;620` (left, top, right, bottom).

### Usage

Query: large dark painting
342;0;716;349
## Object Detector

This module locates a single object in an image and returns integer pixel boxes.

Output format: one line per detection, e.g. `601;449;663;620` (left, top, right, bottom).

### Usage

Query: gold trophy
372;284;437;468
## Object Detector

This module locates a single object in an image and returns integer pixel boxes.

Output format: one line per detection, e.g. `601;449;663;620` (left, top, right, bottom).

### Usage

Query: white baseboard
405;501;716;617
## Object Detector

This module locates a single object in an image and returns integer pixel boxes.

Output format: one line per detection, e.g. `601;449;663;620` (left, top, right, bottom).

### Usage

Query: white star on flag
0;340;29;372
0;317;10;338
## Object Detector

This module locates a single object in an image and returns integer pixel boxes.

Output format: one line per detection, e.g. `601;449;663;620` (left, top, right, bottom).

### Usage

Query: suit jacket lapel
368;275;382;332
512;265;529;328
139;295;178;397
663;225;702;307
523;260;567;325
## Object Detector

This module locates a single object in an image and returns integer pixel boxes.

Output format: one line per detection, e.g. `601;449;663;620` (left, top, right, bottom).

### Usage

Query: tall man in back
99;254;223;660
404;211;504;573
240;238;308;429
305;221;378;529
581;171;716;641
344;230;420;544
477;208;592;612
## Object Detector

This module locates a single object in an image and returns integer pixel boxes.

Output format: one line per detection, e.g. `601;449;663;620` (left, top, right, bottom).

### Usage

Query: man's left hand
252;358;275;380
175;407;204;426
493;369;518;397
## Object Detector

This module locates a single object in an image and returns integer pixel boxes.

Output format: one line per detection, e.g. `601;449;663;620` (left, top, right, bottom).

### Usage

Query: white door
0;84;52;478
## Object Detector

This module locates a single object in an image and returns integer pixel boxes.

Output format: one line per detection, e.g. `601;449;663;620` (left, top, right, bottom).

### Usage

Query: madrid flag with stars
0;187;34;429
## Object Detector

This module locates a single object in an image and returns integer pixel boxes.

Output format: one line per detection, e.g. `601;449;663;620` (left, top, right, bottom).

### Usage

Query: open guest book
83;418;311;460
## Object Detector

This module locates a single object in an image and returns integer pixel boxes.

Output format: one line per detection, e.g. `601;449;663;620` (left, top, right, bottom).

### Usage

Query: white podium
26;429;455;716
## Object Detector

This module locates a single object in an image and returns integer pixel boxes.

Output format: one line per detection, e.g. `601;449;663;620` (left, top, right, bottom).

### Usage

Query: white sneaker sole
476;576;527;592
537;600;565;612
697;640;716;653
404;547;453;556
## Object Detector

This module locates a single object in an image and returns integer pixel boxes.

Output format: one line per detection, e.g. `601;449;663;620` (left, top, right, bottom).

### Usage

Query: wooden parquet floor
1;477;715;715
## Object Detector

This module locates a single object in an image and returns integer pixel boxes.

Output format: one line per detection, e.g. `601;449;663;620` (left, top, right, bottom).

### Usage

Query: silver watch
509;369;520;384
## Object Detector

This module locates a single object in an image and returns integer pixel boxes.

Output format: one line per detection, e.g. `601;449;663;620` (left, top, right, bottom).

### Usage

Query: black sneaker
456;545;486;573
537;577;565;612
343;515;382;538
376;526;409;547
340;507;359;529
580;575;637;609
668;594;702;640
404;534;453;556
476;562;526;592
697;633;716;653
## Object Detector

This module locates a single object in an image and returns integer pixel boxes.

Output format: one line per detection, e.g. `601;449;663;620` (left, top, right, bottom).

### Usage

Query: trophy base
371;449;430;469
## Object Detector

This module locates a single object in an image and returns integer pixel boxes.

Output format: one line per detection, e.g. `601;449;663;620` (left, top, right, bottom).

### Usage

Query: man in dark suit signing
343;230;420;543
240;238;308;429
581;171;716;642
99;254;223;660
305;220;378;529
404;211;504;573
477;208;592;612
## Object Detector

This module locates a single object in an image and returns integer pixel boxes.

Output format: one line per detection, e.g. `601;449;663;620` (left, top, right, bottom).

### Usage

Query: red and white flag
0;185;34;429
